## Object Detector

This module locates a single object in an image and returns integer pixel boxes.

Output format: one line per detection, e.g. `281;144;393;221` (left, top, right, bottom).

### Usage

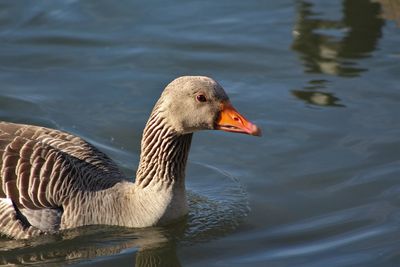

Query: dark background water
1;0;400;266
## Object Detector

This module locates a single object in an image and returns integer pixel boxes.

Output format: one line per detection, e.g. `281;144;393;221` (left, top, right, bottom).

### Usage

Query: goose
0;76;261;239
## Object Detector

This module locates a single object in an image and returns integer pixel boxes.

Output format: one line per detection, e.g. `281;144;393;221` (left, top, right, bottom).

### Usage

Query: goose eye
196;94;207;102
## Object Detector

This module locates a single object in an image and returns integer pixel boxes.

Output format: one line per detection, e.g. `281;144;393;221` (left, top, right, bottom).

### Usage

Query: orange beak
216;102;262;136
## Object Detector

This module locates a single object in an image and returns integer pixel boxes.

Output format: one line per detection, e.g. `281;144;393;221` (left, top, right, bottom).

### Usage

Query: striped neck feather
135;109;192;189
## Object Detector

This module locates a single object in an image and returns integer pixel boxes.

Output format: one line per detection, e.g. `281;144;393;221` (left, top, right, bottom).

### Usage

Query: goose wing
0;122;125;236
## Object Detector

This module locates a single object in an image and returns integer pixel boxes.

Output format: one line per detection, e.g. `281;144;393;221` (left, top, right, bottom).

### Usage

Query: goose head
158;76;261;136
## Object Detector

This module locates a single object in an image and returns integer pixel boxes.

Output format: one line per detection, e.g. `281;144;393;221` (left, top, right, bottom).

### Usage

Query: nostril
233;116;240;122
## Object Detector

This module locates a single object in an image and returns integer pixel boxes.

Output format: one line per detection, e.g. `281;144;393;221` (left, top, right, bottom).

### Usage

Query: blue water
1;0;400;266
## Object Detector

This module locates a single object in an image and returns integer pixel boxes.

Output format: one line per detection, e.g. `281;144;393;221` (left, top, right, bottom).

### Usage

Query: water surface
1;0;400;266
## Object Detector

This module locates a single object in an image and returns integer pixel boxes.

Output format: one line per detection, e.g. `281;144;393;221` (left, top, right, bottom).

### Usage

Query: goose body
0;76;260;239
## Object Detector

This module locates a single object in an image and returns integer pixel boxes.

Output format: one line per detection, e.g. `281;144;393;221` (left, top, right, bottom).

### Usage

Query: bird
0;76;261;239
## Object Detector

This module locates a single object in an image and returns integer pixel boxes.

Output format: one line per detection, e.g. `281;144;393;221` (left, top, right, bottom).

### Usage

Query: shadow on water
291;0;385;107
0;162;249;266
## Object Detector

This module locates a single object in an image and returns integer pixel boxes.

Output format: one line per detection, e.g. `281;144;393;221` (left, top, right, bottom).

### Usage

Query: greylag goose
0;76;261;239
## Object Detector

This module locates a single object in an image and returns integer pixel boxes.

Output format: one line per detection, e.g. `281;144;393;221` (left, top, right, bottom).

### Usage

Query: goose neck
135;113;192;189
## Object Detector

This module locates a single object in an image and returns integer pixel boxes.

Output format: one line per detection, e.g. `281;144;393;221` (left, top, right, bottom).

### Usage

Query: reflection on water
375;0;400;27
292;90;344;107
292;79;344;107
0;162;248;266
291;0;385;107
0;226;179;266
292;0;384;77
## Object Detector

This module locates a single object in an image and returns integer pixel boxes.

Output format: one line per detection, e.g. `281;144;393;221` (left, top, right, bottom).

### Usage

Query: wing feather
0;121;126;233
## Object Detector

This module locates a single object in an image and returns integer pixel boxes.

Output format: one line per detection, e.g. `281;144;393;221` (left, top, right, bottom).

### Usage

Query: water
1;0;400;266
